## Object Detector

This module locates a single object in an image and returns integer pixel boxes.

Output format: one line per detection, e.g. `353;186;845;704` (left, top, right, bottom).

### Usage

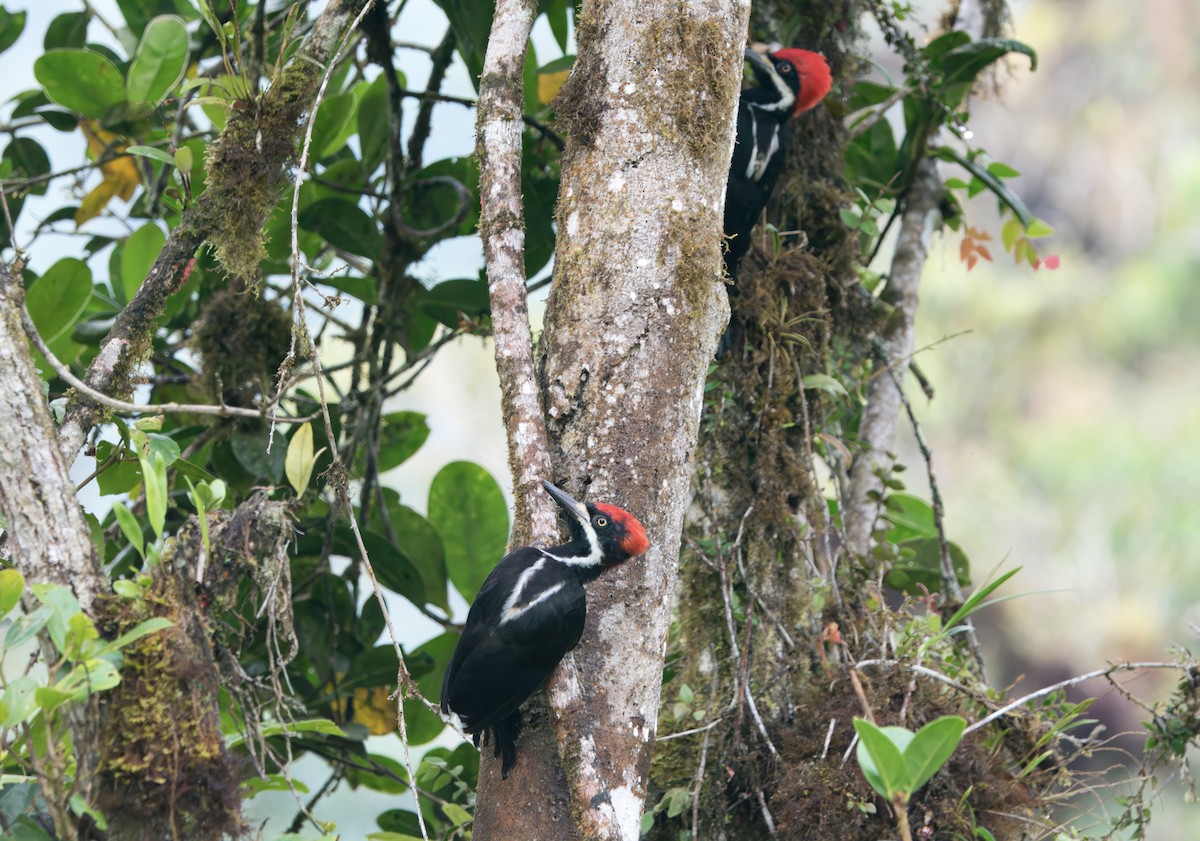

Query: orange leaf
976;245;993;261
960;237;973;261
966;255;978;271
537;69;570;105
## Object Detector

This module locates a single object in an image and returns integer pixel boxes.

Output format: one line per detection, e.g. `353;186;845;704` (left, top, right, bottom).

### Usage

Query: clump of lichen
192;287;292;406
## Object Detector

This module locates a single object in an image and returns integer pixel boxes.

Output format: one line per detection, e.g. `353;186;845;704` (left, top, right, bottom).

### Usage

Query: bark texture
472;0;749;837
0;262;105;609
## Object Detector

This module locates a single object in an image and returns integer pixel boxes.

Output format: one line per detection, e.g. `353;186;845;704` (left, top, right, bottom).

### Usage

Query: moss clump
192;287;292;406
552;4;608;148
92;529;245;840
202;59;321;280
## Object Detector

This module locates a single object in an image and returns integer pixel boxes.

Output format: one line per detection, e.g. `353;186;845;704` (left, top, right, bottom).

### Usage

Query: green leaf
1;677;38;728
124;145;176;166
119;222;166;303
285;422;325;496
0;569;24;618
1025;218;1055;238
34;50;126;118
903;716;966;792
298;199;381;259
431;0;494;84
227;717;346;748
331;526;426;606
231;427;287;483
3;138;51;197
0;7;27;55
853;718;910;800
428;462;510;602
310;90;356;160
1000;217;1022;251
375;496;448;611
986;161;1019;179
933;146;1034;228
44;12;87;50
802;373;848;397
885;538;971;594
416;279;490;329
443;803;471;826
356;73;392;173
376;412;429;472
126;16;189;104
112;502;145;559
99;616;173;655
142;452;168;540
26;257;91;346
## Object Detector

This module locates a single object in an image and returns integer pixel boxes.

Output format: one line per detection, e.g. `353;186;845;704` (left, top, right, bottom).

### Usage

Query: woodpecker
440;480;650;778
723;47;832;281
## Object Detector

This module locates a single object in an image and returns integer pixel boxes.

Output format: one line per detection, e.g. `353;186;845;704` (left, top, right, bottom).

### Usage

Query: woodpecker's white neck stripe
538;513;604;567
757;63;796;114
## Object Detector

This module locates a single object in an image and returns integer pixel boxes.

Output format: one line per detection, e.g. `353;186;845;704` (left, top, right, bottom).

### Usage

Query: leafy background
1;0;1198;837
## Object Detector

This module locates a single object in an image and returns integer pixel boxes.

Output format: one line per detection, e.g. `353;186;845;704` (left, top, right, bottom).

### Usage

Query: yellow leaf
351;686;397;736
538;69;570;105
76;121;141;225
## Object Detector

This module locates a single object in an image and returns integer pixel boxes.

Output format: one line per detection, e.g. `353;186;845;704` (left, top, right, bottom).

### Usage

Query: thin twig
19;302;315;424
965;662;1192;736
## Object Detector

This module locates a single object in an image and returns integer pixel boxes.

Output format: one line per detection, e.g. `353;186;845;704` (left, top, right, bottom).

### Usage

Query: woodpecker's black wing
441;547;588;775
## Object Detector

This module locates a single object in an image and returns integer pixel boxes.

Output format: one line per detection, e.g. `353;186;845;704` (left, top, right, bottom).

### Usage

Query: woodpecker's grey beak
541;480;589;524
744;48;773;74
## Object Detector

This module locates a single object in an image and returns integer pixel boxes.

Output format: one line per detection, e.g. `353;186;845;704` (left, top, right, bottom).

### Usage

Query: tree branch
474;0;558;549
0;261;105;610
56;0;373;462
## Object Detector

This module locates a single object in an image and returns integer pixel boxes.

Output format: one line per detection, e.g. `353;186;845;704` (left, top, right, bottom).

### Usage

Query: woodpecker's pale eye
778;62;793;73
595;516;608;527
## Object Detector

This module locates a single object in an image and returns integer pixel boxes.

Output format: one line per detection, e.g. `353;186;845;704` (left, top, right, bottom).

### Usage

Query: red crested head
770;48;832;116
592;502;650;561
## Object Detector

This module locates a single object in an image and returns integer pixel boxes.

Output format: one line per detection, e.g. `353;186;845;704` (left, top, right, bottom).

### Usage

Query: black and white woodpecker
440;480;650;778
723;47;833;281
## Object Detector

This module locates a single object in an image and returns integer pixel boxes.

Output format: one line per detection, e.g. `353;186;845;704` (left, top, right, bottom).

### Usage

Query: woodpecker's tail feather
493;712;521;779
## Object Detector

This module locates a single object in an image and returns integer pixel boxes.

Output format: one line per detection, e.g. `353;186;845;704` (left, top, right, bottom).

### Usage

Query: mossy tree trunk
470;0;749;837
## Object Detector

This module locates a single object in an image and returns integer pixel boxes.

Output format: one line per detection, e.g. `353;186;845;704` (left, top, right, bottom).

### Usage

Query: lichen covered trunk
470;0;749;836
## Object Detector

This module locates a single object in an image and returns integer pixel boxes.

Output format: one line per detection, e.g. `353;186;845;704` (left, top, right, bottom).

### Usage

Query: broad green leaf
885;538;971;594
431;0;494;84
68;794;108;831
34;50;125;118
1;677;38;728
355;74;391;172
112;503;144;559
376;412;430;472
802;373;848;397
986;161;1019;179
44;12;87;50
26;257;91;345
119;222;165;303
443;803;471;826
884;493;936;540
126;16;189;104
174;145;193;173
227;717;346;748
310;90;356;160
416;278;490;329
124;144;176;166
31;583;81;654
853;718;910;800
3;137;51;197
0;569;24;618
904;716;966;792
428;462;509;601
285;422;325;496
231;427;287;483
0;7;26;55
297;199;381;259
6;605;50;649
331;526;426;606
382;500;448;611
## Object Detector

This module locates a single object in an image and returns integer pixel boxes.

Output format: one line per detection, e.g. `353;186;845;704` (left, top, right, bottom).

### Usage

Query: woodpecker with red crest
440;480;650;778
723;47;833;281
